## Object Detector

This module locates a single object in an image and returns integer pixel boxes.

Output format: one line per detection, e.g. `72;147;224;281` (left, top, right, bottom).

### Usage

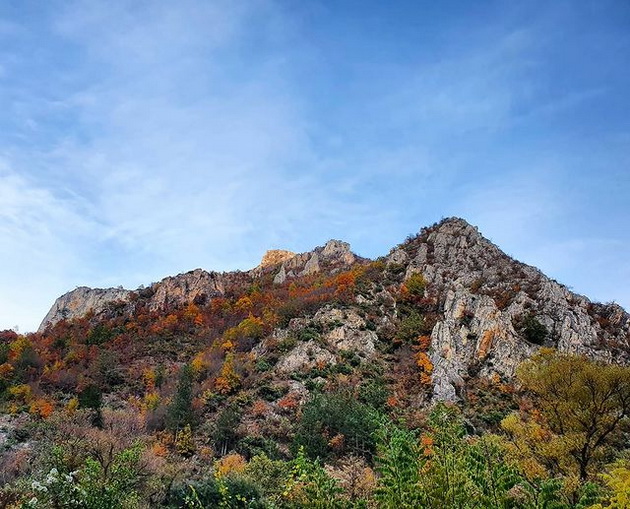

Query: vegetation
1;253;629;507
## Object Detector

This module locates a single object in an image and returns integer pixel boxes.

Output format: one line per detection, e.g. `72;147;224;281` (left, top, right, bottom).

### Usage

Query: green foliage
243;454;291;504
154;363;166;388
358;376;389;411
236;435;281;460
375;405;528;509
25;446;143;509
296;324;322;342
173;476;264;509
293;391;380;461
86;324;115;346
78;384;102;410
282;446;344;508
213;405;242;457
374;421;422;508
0;342;9;364
517;314;548;345
396;310;426;343
166;363;195;431
78;384;103;426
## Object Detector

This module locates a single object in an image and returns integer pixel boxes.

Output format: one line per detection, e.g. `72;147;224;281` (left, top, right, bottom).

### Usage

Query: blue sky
1;0;629;332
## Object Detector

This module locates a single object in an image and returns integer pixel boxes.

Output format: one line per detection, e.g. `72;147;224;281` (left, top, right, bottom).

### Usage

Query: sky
1;0;629;332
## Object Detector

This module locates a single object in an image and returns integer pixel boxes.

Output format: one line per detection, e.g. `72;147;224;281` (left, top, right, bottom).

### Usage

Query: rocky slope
38;239;360;332
37;218;630;402
386;218;629;399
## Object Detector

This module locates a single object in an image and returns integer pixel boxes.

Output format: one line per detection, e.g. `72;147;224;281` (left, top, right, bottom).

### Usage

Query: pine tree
166;363;195;432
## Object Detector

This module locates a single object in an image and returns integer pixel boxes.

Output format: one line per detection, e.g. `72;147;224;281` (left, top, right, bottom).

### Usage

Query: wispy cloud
0;0;628;330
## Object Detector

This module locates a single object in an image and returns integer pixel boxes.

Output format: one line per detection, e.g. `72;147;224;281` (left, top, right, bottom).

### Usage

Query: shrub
293;391;380;461
517;313;548;345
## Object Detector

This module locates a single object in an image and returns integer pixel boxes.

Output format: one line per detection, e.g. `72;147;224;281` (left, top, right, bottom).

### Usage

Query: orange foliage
328;433;345;451
386;395;401;408
29;398;54;419
251;399;269;417
333;271;356;299
420;434;434;456
415;352;434;385
214;354;241;395
215;453;247;477
417;335;432;351
151;441;169;457
277;392;300;413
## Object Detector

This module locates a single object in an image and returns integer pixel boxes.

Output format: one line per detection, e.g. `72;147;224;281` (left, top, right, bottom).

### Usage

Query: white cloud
0;161;97;331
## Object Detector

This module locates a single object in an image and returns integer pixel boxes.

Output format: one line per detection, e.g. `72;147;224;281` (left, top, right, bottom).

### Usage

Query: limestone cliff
38;286;132;333
386;218;630;400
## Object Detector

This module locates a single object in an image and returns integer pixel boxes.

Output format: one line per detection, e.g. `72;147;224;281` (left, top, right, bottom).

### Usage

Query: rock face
387;218;630;401
270;239;357;282
259;250;296;268
38;286;131;333
147;269;226;312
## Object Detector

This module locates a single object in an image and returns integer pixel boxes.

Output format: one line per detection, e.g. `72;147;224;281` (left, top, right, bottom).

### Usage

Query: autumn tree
503;349;630;483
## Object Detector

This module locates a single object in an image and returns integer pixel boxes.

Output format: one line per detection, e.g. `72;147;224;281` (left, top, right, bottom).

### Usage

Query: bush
396;311;426;343
292;391;380;461
517;314;548;345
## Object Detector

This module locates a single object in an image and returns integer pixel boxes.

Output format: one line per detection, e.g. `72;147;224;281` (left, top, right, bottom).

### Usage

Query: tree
503;349;630;482
166;364;195;432
292;390;379;461
374;421;421;508
78;384;103;427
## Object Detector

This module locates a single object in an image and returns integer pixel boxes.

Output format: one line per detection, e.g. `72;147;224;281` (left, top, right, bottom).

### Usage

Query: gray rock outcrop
38;286;131;332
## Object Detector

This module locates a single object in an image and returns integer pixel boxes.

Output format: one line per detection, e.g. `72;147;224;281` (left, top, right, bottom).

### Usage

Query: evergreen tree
166;364;195;432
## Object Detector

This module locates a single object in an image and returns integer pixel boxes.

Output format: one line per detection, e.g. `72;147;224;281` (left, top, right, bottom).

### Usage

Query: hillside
1;217;630;508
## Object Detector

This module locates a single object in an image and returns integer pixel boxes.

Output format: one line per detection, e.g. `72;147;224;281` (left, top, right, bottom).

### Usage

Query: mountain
37;217;630;402
4;217;630;507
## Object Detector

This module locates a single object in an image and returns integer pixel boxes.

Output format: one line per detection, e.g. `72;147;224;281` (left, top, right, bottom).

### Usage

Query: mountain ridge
37;216;629;402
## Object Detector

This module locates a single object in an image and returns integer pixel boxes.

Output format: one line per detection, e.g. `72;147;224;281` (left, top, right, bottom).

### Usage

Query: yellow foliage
144;392;161;411
215;453;247;478
175;424;195;456
142;368;156;390
9;336;33;359
590;461;630;508
0;362;14;380
235;296;253;312
191;353;208;377
66;397;79;414
9;384;33;404
214;353;241;395
509;350;630;482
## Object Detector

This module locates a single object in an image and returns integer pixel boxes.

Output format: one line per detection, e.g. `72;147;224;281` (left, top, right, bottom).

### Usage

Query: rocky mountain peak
259;250;296;268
